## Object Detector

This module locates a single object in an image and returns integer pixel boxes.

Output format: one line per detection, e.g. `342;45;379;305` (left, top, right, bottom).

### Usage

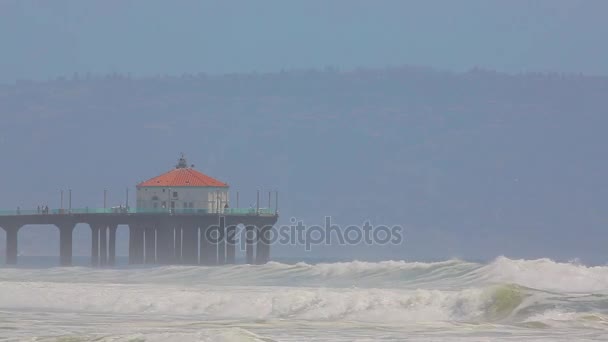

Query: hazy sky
1;0;607;83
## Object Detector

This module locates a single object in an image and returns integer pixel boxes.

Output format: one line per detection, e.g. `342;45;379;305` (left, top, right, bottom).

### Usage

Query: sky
1;0;607;83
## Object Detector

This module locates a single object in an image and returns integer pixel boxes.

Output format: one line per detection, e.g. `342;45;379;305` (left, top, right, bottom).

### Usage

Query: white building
136;155;229;213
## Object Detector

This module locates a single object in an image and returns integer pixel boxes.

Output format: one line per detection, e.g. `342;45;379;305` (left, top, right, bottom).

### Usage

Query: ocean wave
2;279;606;328
474;256;608;293
0;281;510;322
1;257;607;294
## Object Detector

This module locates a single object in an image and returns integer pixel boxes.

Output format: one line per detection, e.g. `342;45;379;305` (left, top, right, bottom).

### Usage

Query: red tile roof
137;168;228;188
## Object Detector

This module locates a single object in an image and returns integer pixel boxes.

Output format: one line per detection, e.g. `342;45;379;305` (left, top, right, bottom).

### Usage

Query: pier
0;155;278;267
0;209;277;266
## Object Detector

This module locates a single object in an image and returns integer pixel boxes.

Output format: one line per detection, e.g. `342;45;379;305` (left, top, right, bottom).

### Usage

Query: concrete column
58;223;76;266
265;225;273;263
129;224;144;264
99;225;108;266
225;225;237;264
200;225;217;265
181;224;199;265
174;226;182;263
264;226;272;263
217;218;226;265
255;225;271;265
128;224;135;264
135;225;145;264
245;225;256;265
144;226;156;264
108;225;117;266
2;225;21;265
91;224;100;267
156;224;175;264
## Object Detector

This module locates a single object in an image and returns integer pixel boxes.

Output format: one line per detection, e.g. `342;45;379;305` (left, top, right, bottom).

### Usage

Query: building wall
136;186;229;212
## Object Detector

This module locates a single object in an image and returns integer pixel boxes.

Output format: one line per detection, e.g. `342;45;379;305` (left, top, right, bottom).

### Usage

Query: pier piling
155;222;174;264
108;225;117;266
57;223;76;266
245;225;256;265
1;224;22;265
99;225;108;266
144;226;156;264
200;225;217;265
91;224;100;266
181;224;199;265
226;224;237;264
128;224;144;264
174;225;182;263
217;218;226;265
256;225;271;265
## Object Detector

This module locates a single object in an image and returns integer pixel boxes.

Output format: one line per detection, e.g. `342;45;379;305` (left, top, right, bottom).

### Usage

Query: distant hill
1;67;607;263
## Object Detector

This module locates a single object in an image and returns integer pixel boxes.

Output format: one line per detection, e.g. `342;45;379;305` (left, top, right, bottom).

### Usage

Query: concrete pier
0;155;279;267
0;213;277;267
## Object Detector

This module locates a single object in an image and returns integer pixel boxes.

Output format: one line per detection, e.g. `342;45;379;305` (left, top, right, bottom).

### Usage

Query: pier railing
0;207;276;216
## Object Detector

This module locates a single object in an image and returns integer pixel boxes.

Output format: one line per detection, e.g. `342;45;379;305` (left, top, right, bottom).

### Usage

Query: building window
173;191;178;198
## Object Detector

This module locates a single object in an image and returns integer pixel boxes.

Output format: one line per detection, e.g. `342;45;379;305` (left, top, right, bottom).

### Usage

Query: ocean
0;256;607;341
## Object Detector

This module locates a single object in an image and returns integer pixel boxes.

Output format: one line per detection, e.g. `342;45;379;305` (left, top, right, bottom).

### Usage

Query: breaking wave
1;257;607;332
2;256;608;293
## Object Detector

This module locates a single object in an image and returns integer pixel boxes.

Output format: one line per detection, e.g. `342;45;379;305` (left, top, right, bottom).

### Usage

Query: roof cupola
176;153;188;169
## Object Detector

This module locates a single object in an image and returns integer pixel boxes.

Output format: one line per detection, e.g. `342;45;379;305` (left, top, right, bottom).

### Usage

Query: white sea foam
0;282;489;321
1;257;607;341
476;256;608;293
